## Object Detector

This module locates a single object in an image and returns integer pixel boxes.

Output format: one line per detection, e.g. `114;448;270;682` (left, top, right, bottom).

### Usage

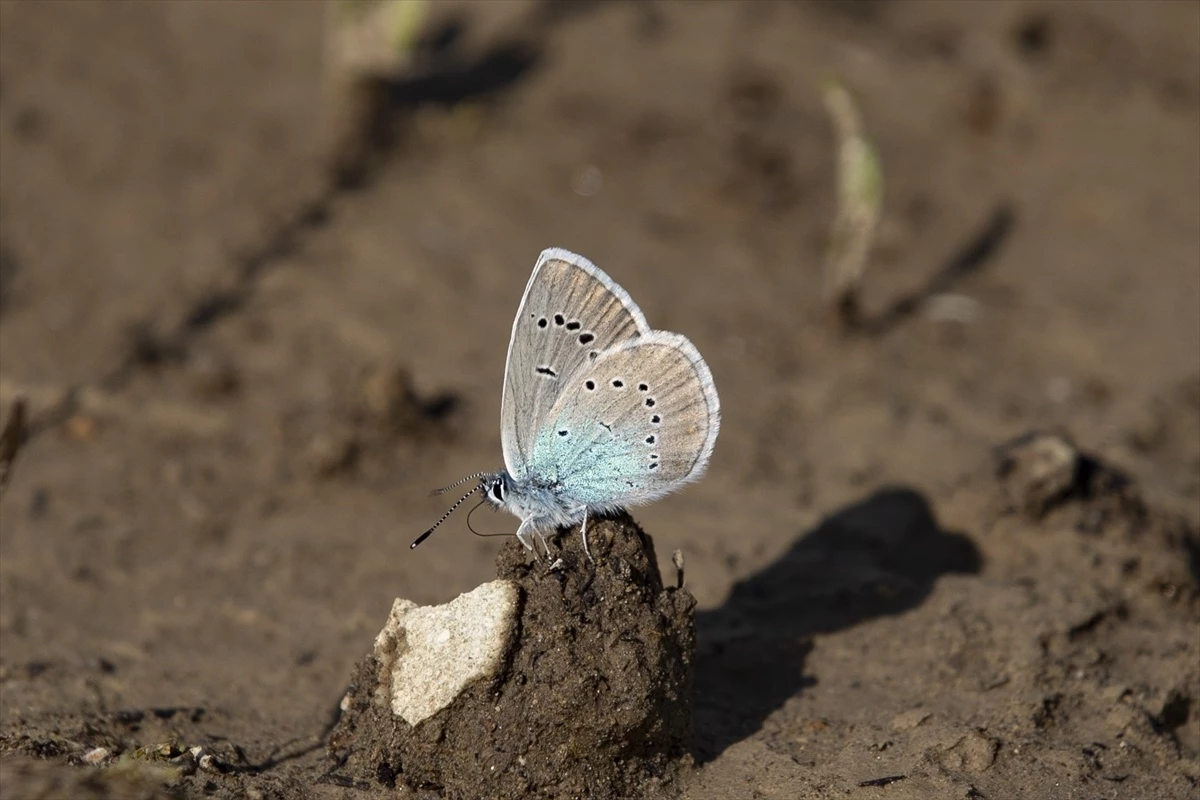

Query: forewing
501;248;649;478
527;332;720;510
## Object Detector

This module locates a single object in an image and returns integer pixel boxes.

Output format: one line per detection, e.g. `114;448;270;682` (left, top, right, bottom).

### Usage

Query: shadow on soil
692;486;982;762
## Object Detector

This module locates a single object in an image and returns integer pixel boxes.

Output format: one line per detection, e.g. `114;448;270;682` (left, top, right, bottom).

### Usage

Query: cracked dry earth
1;1;1198;799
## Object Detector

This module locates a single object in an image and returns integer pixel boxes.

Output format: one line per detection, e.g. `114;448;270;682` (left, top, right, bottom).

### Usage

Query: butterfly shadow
691;486;982;763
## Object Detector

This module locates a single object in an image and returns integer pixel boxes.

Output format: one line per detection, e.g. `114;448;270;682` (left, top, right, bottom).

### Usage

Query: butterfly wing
526;331;720;511
501;248;650;479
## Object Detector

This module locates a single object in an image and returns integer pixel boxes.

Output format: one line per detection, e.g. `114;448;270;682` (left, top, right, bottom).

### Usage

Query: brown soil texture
0;1;1197;799
331;515;694;800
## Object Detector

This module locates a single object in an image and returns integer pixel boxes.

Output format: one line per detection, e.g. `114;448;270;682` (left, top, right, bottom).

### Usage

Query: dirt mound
329;515;695;800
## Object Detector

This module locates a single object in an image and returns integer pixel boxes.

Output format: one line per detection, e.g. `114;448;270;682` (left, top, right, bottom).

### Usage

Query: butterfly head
481;471;513;510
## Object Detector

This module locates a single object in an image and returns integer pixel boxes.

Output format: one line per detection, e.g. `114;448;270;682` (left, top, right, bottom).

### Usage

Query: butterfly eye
491;482;504;501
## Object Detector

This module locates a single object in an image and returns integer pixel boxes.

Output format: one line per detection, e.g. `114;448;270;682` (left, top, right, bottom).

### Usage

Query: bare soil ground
0;1;1197;798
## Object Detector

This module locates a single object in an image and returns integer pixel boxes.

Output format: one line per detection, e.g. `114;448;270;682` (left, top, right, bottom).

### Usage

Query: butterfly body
417;249;720;559
477;470;599;552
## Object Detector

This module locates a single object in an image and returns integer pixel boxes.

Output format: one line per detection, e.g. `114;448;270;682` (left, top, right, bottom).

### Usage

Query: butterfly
413;248;720;561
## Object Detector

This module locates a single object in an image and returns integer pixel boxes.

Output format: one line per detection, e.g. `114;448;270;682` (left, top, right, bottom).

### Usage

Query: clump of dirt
993;429;1198;609
328;514;696;800
994;429;1147;523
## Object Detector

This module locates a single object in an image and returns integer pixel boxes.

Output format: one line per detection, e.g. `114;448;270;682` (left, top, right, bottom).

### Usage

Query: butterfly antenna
411;483;483;549
430;472;489;496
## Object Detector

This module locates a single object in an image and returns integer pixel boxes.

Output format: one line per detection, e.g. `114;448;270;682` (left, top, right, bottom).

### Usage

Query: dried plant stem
322;0;429;185
822;78;883;334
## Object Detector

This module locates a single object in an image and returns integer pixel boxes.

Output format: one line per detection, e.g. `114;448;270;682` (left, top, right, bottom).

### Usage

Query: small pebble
82;746;109;765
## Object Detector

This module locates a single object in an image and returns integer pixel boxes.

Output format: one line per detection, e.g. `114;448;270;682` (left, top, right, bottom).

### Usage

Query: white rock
374;580;520;726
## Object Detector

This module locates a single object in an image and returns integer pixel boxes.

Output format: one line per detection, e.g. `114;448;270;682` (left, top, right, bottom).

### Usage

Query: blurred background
0;2;1196;798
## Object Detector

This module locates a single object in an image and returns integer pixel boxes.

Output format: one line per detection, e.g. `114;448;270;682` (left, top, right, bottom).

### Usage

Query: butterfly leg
535;529;553;560
578;507;595;564
515;519;538;557
520;519;557;561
